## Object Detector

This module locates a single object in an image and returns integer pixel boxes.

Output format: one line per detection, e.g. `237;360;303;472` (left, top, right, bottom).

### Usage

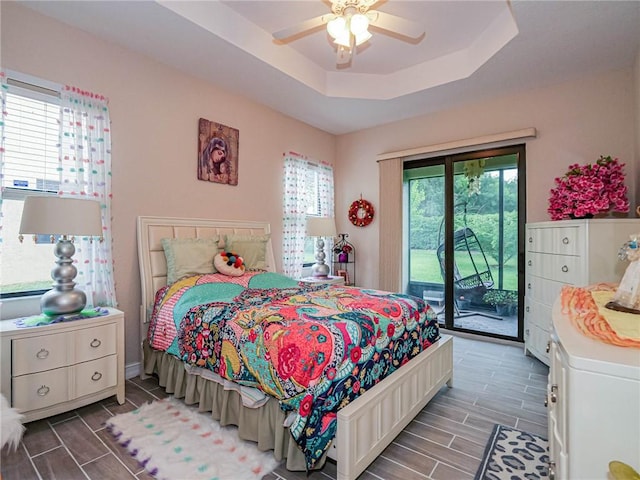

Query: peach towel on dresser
560;284;640;348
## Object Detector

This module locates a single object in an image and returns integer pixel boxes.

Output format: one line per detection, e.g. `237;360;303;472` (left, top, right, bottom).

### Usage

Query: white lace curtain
282;153;334;278
58;86;117;308
0;74;117;308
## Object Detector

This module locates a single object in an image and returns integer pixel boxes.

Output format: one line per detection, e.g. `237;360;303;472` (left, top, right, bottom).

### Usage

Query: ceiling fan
272;0;425;66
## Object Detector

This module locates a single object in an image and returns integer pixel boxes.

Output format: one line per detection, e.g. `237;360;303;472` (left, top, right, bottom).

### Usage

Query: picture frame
198;118;239;185
337;269;349;285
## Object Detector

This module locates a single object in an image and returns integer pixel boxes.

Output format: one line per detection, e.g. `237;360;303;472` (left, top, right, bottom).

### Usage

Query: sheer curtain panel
282;153;334;278
58;85;117;308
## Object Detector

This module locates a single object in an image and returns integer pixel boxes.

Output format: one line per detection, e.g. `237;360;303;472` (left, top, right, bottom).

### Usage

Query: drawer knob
527;283;531;290
561;265;569;273
37;385;50;396
91;371;103;381
90;339;102;348
528;236;533;243
549;461;556;480
546;341;551;353
527;260;532;266
526;306;530;313
562;237;569;245
36;348;50;360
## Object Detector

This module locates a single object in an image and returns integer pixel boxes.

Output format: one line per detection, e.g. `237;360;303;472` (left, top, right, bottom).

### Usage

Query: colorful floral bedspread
147;272;440;470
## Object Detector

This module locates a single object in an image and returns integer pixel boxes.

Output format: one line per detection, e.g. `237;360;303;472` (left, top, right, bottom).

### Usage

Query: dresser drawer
75;323;117;362
527;253;585;284
524;297;552;331
526;276;567;306
527;323;550;365
527;226;585;256
12;367;70;412
75;355;117;398
12;332;70;376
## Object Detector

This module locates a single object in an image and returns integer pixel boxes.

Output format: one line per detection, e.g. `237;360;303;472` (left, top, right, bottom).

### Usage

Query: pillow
224;234;271;271
161;237;220;284
213;251;246;277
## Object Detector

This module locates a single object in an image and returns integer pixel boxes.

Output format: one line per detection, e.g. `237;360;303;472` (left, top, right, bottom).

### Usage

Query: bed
137;216;453;480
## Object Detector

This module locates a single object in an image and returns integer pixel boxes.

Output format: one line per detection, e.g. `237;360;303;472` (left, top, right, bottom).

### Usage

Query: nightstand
299;276;346;286
0;308;125;422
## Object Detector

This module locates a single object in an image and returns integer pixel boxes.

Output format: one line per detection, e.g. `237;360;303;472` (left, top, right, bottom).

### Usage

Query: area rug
105;397;278;480
474;424;549;480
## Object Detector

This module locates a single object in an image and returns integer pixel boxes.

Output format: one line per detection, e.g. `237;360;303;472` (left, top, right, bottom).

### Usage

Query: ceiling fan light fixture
336;44;352;63
354;30;372;46
334;31;352;48
349;13;369;36
327;16;346;39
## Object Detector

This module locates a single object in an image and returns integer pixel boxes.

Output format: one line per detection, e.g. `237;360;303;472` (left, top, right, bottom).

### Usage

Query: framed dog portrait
198;118;239;185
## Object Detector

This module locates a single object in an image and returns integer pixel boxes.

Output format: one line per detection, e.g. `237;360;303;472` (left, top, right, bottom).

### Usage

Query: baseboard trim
125;362;141;380
441;327;523;348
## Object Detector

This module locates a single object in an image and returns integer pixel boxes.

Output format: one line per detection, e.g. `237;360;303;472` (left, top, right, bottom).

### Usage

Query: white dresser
524;219;639;365
0;308;125;422
548;300;640;479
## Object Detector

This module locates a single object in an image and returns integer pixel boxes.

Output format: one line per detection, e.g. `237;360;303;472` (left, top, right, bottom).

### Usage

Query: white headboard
136;216;276;335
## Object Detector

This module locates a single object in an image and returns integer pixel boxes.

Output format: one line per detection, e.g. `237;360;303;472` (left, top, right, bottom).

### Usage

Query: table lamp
306;216;337;278
19;196;102;316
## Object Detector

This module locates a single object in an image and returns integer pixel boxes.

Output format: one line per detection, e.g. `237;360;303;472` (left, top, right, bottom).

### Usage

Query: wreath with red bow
348;198;374;227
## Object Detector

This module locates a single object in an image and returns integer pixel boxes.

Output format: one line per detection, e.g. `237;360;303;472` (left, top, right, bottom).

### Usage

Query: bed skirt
142;341;325;471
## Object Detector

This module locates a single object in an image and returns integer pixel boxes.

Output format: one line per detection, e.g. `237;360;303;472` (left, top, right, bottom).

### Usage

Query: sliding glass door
405;145;525;341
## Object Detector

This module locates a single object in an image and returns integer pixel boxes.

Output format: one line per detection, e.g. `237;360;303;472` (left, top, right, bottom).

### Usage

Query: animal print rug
474;424;549;480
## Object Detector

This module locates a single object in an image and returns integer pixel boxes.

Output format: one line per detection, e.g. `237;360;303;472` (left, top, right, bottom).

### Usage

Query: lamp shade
306;216;337;238
19;196;102;236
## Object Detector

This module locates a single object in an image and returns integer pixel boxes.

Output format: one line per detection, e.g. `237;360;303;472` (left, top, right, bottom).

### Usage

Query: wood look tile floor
1;334;548;480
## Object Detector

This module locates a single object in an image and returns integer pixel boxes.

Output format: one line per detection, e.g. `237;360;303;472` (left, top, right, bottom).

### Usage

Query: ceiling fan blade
273;14;334;41
368;11;425;40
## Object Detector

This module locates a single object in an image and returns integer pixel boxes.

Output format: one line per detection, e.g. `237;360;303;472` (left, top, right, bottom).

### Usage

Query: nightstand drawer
12;332;69;376
12;367;70;411
75;323;117;361
75;355;117;397
1;308;126;422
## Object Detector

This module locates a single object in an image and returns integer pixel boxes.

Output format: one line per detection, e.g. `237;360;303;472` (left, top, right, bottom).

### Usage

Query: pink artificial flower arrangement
548;155;629;220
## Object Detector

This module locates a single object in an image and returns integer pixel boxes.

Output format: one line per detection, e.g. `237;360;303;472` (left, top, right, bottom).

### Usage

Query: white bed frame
137;216;453;480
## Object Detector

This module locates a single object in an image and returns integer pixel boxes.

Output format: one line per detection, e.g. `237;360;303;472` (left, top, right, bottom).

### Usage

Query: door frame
405;144;526;342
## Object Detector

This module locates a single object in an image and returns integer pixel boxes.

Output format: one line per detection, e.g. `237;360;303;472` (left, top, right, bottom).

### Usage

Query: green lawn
1;281;50;294
410;249;518;290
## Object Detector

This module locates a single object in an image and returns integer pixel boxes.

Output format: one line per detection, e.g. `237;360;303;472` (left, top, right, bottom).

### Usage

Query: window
303;166;324;265
1;81;61;297
282;154;334;278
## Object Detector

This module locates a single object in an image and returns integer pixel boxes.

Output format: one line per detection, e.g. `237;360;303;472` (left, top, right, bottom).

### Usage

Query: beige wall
2;3;638;369
635;49;640;210
335;69;638;290
1;3;336;366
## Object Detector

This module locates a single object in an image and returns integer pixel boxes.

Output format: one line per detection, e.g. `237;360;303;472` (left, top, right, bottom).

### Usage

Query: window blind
2;84;60;192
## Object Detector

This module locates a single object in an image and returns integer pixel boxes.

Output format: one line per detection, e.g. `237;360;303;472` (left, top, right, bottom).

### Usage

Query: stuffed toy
214;251;245;277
